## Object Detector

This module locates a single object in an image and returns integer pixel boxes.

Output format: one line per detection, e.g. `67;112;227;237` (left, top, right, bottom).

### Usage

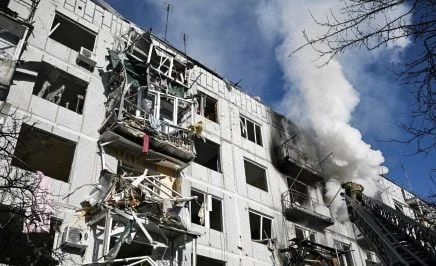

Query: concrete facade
1;1;429;265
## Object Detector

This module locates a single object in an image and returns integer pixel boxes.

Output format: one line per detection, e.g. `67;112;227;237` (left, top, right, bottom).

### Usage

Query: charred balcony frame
281;185;334;226
275;136;325;184
100;30;197;169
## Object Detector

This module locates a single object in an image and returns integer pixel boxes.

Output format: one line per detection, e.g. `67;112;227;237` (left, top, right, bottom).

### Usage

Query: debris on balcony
279;238;347;265
100;28;199;167
73;169;199;263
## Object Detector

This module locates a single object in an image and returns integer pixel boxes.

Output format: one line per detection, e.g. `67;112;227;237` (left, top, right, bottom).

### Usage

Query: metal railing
276;143;323;176
281;189;332;221
345;195;436;265
361;195;436;257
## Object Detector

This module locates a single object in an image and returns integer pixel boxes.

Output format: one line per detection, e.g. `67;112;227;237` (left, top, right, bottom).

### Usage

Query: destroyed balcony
275;142;324;184
282;189;334;226
100;49;196;169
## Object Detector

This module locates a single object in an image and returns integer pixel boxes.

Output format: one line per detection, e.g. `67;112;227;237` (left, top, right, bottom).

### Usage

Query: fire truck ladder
345;194;436;265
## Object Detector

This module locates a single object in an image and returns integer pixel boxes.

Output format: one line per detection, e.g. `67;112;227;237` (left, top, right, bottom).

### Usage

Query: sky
104;0;435;200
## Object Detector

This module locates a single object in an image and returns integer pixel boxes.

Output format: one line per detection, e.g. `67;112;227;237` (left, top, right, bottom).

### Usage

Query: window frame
11;124;76;182
334;240;354;266
240;116;263;146
190;189;223;232
248;210;273;243
49;12;97;52
196;91;218;123
244;159;268;192
295;226;316;242
193;137;221;172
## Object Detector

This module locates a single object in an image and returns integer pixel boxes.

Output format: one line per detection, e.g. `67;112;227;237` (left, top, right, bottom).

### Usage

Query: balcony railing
276;143;323;177
282;189;333;225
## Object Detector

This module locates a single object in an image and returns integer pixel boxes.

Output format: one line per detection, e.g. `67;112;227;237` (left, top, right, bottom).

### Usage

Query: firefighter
341;181;364;202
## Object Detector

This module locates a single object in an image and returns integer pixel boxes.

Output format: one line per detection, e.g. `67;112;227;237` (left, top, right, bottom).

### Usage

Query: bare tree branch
293;0;435;155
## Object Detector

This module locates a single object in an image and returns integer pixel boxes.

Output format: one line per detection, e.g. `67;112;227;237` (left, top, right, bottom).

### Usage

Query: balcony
275;142;324;184
282;189;334;226
100;44;196;170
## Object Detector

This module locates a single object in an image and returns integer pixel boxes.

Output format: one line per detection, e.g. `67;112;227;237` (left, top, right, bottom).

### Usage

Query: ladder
345;195;436;265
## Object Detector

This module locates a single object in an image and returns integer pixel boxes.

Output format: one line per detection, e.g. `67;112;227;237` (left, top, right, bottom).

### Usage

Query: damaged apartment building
1;0;435;265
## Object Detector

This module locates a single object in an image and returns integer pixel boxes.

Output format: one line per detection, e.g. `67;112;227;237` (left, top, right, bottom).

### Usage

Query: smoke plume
256;0;410;206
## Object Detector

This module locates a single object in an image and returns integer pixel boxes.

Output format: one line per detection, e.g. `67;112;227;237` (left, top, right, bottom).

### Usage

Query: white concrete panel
55;107;83;132
45;39;71;62
7;79;35;110
74;0;85;17
210;170;223;188
221;141;235;191
191;163;208;182
84;0;95;17
223;194;241;253
93;8;104;27
212;78;219;94
28;95;58;121
66;137;97;206
80;79;105;138
65;0;76;7
234;147;248;197
218;100;231;141
209;229;225;250
230;107;242;146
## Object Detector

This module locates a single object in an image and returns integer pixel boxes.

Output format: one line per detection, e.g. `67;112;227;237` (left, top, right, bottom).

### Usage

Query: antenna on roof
183;33;188;54
164;3;171;40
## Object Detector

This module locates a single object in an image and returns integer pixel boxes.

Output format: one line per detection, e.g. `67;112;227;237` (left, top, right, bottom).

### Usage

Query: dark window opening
295;226;316;242
289;179;310;206
244;160;267;191
197;255;226;266
109;238;153;266
0;206;61;265
49;13;96;51
197;92;217;123
160;96;174;122
210;197;222;231
194;138;220;172
191;190;203;226
11;124;76;182
240;116;262;146
334;240;354;266
32;66;88;114
249;211;272;243
190;190;223;232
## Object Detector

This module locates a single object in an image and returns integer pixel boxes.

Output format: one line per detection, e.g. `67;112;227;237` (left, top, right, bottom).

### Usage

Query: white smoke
255;0;411;209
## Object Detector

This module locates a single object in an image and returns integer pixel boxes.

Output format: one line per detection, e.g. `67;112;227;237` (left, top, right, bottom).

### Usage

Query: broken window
288;178;310;207
240;116;262;146
194;138;221;172
49;13;96;52
244;159;268;191
295;226;316;242
334;240;354;266
32;66;88;114
190;190;223;232
11;124;76;182
249;211;272;243
197;255;226;266
196;92;218;123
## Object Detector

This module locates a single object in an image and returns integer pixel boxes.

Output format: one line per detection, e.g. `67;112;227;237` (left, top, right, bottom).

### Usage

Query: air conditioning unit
61;226;89;253
77;47;97;69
